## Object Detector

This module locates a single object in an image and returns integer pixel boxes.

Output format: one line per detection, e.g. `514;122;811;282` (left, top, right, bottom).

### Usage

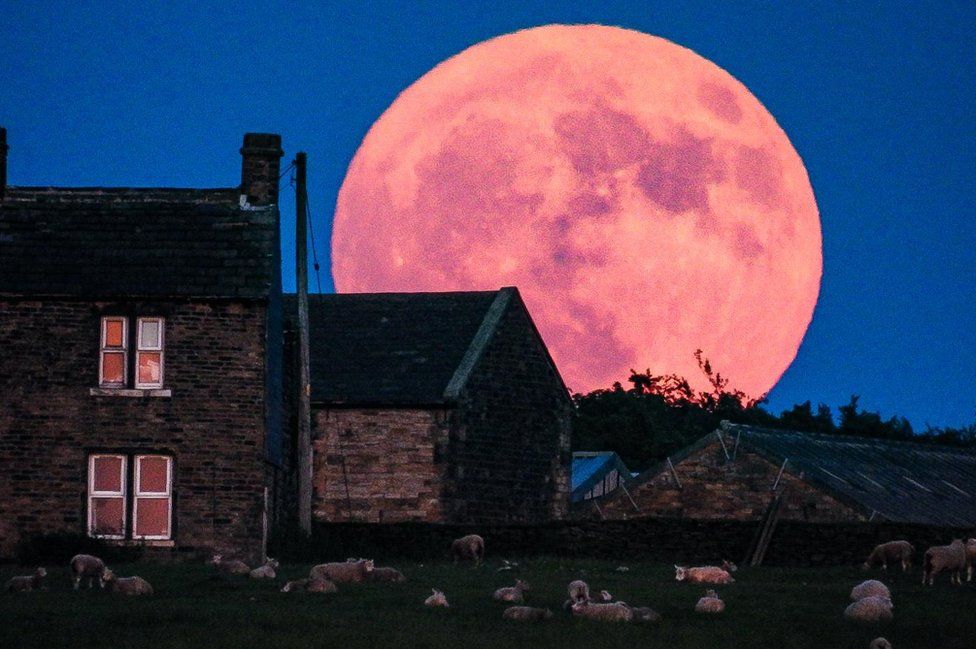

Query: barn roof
0;187;278;299
572;452;633;502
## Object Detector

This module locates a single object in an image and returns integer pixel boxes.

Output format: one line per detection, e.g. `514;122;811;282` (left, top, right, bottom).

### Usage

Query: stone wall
0;298;270;562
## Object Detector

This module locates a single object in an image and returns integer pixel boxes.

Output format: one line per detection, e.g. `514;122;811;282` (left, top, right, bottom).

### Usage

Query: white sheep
850;579;891;602
249;558;279;579
922;539;967;585
281;577;337;593
310;559;374;584
694;589;725;614
451;534;485;565
424;588;449;607
567;579;590;604
502;606;553;621
675;565;734;585
493;579;530;603
70;554;110;590
869;638;893;649
209;553;251;576
570;601;633;623
103;569;154;596
966;538;976;582
370;566;406;583
4;567;46;592
863;541;913;572
844;596;893;623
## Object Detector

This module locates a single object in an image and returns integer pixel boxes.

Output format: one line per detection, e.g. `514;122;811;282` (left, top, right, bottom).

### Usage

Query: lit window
98;316;166;389
88;455;127;539
135;318;165;389
99;318;128;387
87;453;174;541
133;455;173;539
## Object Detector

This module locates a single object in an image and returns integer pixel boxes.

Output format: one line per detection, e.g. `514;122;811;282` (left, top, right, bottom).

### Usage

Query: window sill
90;388;172;398
96;538;175;548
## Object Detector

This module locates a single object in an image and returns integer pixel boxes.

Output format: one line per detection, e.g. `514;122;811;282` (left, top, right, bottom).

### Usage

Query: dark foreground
2;558;973;649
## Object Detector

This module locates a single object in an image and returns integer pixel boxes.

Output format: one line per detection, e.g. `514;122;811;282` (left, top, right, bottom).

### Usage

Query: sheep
493;579;530;603
451;534;485;566
4;567;47;592
844;596;893;623
721;559;738;573
424;588;449;607
674;565;735;585
209;553;251;576
502;606;553;621
869;638;893;649
628;605;662;624
281;577;337;593
567;579;590;604
570;601;633;623
694;589;725;614
103;569;153;596
966;538;976;582
70;554;111;590
370;566;407;583
249;558;279;579
922;539;967;585
850;579;891;602
309;559;374;584
863;541;914;572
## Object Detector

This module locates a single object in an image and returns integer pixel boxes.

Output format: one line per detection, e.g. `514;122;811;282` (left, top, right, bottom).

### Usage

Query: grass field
2;558;973;649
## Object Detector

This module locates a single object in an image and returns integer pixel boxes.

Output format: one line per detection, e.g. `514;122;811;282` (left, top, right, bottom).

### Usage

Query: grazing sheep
869;638;893;649
628;605;662;624
70;554;110;590
451;534;485;565
922;539;967;585
502;606;553;621
694;589;725;614
249;558;279;579
209;553;251;576
370;566;406;583
674;565;735;585
103;570;153;596
844;596;893;623
721;559;738;573
863;541;914;572
281;577;337;593
424;588;449;607
966;538;976;582
4;567;47;592
493;579;530;603
570;601;633;623
310;559;374;584
850;579;891;602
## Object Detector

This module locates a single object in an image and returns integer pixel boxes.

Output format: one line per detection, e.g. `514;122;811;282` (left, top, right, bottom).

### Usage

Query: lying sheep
310;559;374;584
844;596;893;623
451;534;485;566
209;553;251;576
70;554;111;590
628;605;662;624
674;565;735;585
249;558;279;579
370;566;406;583
4;567;46;592
502;606;553;621
863;541;913;572
281;577;337;593
103;569;153;596
869;638;893;649
570;601;633;623
493;579;530;603
966;539;976;582
424;588;449;607
694;589;725;614
922;539;966;585
850;579;891;602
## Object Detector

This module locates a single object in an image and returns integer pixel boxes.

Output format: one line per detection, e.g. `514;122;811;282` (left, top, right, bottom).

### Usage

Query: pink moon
332;24;822;398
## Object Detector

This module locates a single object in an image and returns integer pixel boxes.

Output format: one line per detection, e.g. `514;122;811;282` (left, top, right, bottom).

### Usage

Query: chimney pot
240;133;283;206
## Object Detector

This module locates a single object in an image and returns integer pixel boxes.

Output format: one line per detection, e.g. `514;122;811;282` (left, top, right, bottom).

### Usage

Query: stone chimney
240;133;283;206
0;127;8;201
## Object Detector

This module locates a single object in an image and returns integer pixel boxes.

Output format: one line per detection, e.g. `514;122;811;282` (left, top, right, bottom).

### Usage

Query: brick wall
311;408;450;523
597;437;862;522
0;299;270;562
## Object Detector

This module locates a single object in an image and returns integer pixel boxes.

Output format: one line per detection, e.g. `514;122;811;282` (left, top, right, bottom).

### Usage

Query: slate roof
0;187;278;299
286;289;518;406
572;452;633;502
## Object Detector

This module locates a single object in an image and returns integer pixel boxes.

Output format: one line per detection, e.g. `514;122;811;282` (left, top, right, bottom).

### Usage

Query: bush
14;531;143;566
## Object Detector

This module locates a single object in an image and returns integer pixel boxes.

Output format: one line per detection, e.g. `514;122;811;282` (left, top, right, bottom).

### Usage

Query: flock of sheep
4;532;976;648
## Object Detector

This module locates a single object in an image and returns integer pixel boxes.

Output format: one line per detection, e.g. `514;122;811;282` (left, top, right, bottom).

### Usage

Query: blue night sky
1;1;973;428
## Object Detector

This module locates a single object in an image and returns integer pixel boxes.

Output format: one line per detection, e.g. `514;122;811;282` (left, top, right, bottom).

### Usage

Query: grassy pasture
1;558;973;649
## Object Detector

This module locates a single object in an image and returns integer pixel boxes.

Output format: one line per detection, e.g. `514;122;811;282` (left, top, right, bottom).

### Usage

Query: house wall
596;437;863;523
311;408;450;523
0;299;270;561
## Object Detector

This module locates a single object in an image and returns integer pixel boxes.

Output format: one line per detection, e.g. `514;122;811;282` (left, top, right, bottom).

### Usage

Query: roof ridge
723;421;976;454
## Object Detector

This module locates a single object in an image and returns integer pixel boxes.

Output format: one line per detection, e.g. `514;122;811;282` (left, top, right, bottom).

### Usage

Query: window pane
104;319;124;348
92;456;123;492
135;497;170;538
137;352;161;385
139;320;160;349
101;352;125;384
138;456;169;493
91;497;124;536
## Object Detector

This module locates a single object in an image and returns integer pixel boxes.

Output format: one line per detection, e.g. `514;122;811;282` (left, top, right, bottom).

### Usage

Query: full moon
332;24;822;398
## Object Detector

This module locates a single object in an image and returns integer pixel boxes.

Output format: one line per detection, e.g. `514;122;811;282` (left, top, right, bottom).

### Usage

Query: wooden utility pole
295;152;312;535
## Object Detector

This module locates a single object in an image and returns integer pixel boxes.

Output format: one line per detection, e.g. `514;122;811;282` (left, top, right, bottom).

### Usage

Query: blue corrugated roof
572;452;632;502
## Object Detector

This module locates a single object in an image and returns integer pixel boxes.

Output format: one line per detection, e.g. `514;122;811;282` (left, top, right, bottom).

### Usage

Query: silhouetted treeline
573;351;976;471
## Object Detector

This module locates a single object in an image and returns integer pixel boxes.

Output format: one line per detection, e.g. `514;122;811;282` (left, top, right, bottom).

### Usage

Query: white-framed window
88;454;127;539
133;455;173;540
99;317;128;387
135;318;165;389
